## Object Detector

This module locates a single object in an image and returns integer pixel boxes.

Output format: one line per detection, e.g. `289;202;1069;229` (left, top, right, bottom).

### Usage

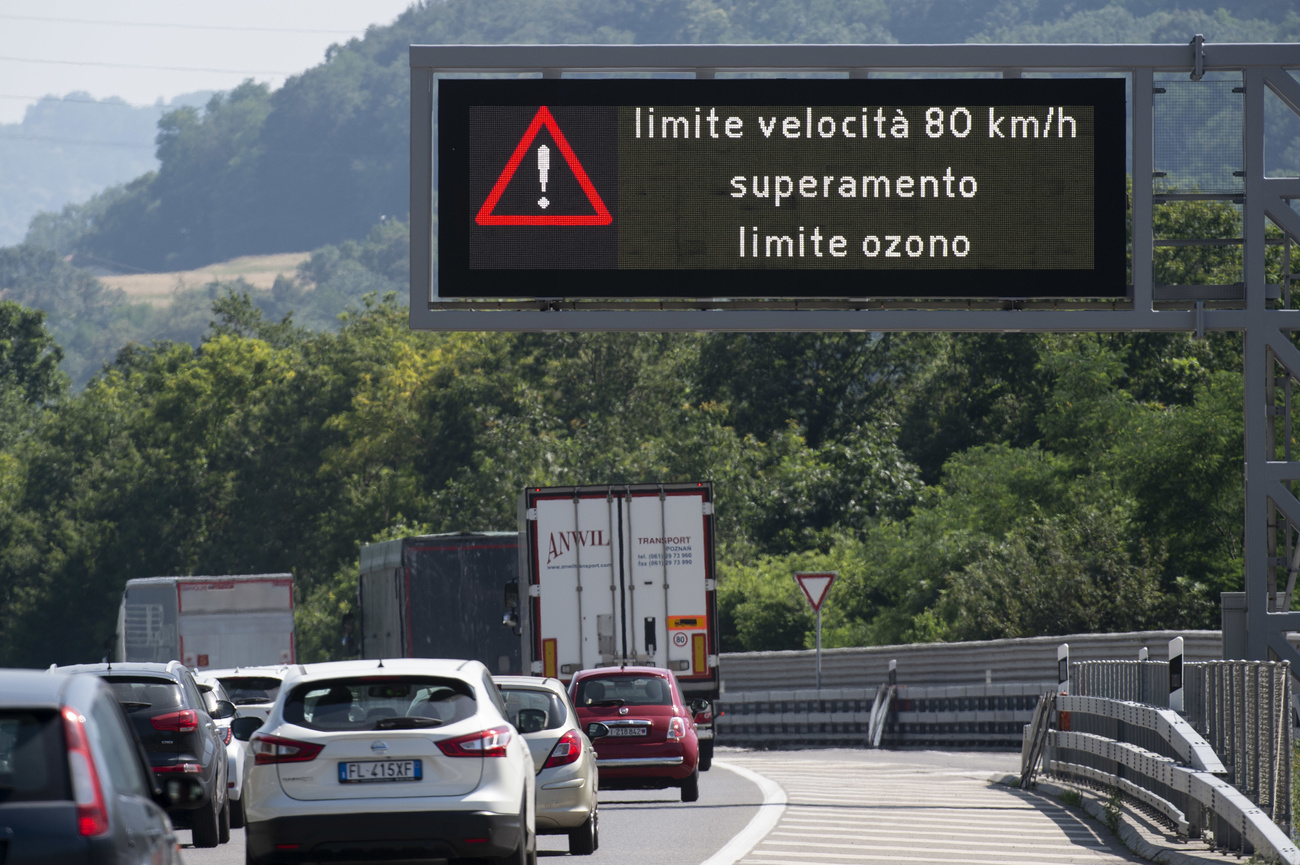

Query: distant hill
14;0;1300;275
0;91;211;247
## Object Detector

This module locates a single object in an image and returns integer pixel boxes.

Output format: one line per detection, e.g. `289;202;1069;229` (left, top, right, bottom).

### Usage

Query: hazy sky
0;1;415;124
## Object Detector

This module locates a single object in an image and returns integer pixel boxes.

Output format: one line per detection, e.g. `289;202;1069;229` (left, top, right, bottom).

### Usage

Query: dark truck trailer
357;532;522;675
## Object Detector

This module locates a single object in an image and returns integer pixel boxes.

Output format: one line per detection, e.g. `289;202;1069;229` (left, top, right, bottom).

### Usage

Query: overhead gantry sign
439;78;1125;299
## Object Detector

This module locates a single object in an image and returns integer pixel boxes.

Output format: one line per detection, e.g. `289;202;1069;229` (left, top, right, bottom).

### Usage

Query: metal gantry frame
410;41;1300;664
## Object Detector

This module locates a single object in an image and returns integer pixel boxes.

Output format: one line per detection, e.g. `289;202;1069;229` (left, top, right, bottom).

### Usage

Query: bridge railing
1026;658;1295;863
715;681;1051;748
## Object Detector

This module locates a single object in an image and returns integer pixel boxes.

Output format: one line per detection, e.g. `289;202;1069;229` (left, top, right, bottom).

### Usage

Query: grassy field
98;252;310;307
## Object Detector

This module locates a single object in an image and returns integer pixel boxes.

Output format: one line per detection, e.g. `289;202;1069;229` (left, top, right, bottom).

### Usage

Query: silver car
495;675;600;855
196;674;249;829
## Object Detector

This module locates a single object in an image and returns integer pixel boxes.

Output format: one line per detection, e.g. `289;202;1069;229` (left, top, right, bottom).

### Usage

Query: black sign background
439;78;1126;299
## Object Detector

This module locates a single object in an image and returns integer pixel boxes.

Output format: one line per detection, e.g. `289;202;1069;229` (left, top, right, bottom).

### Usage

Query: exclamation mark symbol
537;144;550;209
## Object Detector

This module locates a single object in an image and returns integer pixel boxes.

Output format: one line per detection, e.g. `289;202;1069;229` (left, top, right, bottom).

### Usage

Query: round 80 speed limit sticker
672;632;689;647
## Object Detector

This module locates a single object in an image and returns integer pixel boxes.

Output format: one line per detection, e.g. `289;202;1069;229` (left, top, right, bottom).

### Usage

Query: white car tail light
62;707;109;836
543;729;582;768
437;726;512;757
666;716;687;741
251;733;324;765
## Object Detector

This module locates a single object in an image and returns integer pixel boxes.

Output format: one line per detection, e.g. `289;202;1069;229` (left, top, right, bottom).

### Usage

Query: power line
0;93;185;110
0;55;296;75
0;13;371;35
0;132;155;149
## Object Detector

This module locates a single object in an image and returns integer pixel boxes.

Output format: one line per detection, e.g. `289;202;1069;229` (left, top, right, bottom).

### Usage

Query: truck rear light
62;707;109;836
543;730;582;769
666;717;687;741
438;726;512;757
151;710;198;733
251;733;324;765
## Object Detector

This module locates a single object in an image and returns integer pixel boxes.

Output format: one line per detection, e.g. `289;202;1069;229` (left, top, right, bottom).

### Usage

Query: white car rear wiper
376;716;443;730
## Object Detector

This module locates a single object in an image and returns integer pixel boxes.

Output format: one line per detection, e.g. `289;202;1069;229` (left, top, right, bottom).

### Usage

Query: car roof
281;658;484;689
0;668;78;708
205;665;290;678
571;666;673;679
493;675;567;693
57;662;183;679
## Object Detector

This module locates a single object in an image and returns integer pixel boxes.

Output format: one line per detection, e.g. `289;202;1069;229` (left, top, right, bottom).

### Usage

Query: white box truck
520;482;720;764
116;574;295;670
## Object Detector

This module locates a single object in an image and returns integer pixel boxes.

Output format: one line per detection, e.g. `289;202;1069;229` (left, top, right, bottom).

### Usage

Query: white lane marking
745;850;1120;862
698;760;788;865
766;832;1108;849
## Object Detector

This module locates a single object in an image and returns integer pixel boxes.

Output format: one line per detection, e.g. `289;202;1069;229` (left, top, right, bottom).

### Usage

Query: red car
569;667;700;802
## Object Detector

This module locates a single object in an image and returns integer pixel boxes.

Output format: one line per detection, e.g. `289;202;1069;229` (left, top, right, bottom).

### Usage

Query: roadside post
1138;646;1148;703
1169;636;1184;713
794;572;837;689
1057;643;1070;731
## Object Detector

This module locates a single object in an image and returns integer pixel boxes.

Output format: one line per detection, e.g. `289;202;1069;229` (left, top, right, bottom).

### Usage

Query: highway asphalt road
179;752;767;865
178;748;1141;865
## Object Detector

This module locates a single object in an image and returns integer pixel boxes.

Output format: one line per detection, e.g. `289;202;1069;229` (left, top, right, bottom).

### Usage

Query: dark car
57;661;233;847
569;667;700;802
0;668;205;864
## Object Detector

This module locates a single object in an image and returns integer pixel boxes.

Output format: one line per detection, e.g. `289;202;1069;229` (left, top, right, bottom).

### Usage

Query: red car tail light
250;733;324;765
62;707;109;836
150;710;198;733
543;729;582;769
154;763;202;774
438;726;512;757
666;716;688;741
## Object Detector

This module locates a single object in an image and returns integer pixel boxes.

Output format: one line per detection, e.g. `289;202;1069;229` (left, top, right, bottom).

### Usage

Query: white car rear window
284;677;477;731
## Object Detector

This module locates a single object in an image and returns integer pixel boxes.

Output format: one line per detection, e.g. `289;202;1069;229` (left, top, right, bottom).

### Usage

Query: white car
206;666;289;722
233;659;536;865
195;674;250;829
495;676;600;855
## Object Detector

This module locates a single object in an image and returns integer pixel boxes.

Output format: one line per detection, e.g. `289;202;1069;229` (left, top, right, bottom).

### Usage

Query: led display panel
438;78;1126;299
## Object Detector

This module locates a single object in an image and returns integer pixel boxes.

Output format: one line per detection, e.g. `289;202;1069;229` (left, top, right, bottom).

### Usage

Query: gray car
0;668;204;864
495;675;601;856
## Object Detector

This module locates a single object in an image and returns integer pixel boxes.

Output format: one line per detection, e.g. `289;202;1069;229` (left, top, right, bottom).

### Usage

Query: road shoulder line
699;759;788;865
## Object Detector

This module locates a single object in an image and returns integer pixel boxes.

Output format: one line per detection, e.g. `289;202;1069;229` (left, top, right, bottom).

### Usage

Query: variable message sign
439;78;1125;300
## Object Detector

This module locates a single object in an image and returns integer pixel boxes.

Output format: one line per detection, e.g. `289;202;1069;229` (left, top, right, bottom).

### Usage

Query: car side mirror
212;699;237;720
689;699;711;715
231;716;264;741
502;580;521;635
585;722;610;740
156;774;206;808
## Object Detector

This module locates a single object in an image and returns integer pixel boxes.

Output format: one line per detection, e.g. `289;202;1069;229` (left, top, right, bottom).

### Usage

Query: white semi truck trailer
520;482;720;765
116;574;295;670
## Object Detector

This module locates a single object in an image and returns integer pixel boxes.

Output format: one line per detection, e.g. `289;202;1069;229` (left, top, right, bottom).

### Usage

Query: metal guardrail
1024;657;1295;863
720;631;1224;692
716;681;1051;748
1072;659;1293;833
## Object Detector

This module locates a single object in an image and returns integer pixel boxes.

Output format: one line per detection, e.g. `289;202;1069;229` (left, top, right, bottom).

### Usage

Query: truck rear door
524;484;717;690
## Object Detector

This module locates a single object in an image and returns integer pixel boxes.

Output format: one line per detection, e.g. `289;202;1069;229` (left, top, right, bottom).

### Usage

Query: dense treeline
0;188;1285;666
0;295;1253;668
21;0;1300;272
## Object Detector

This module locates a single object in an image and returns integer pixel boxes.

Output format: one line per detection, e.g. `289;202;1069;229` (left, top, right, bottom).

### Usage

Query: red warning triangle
476;105;612;226
795;572;836;613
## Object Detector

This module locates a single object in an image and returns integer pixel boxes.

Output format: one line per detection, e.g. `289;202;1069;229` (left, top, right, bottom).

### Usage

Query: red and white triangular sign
795;572;836;612
476;105;611;227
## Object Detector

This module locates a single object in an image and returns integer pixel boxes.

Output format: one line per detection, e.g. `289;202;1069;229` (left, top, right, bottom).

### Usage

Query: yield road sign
795;572;836;613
